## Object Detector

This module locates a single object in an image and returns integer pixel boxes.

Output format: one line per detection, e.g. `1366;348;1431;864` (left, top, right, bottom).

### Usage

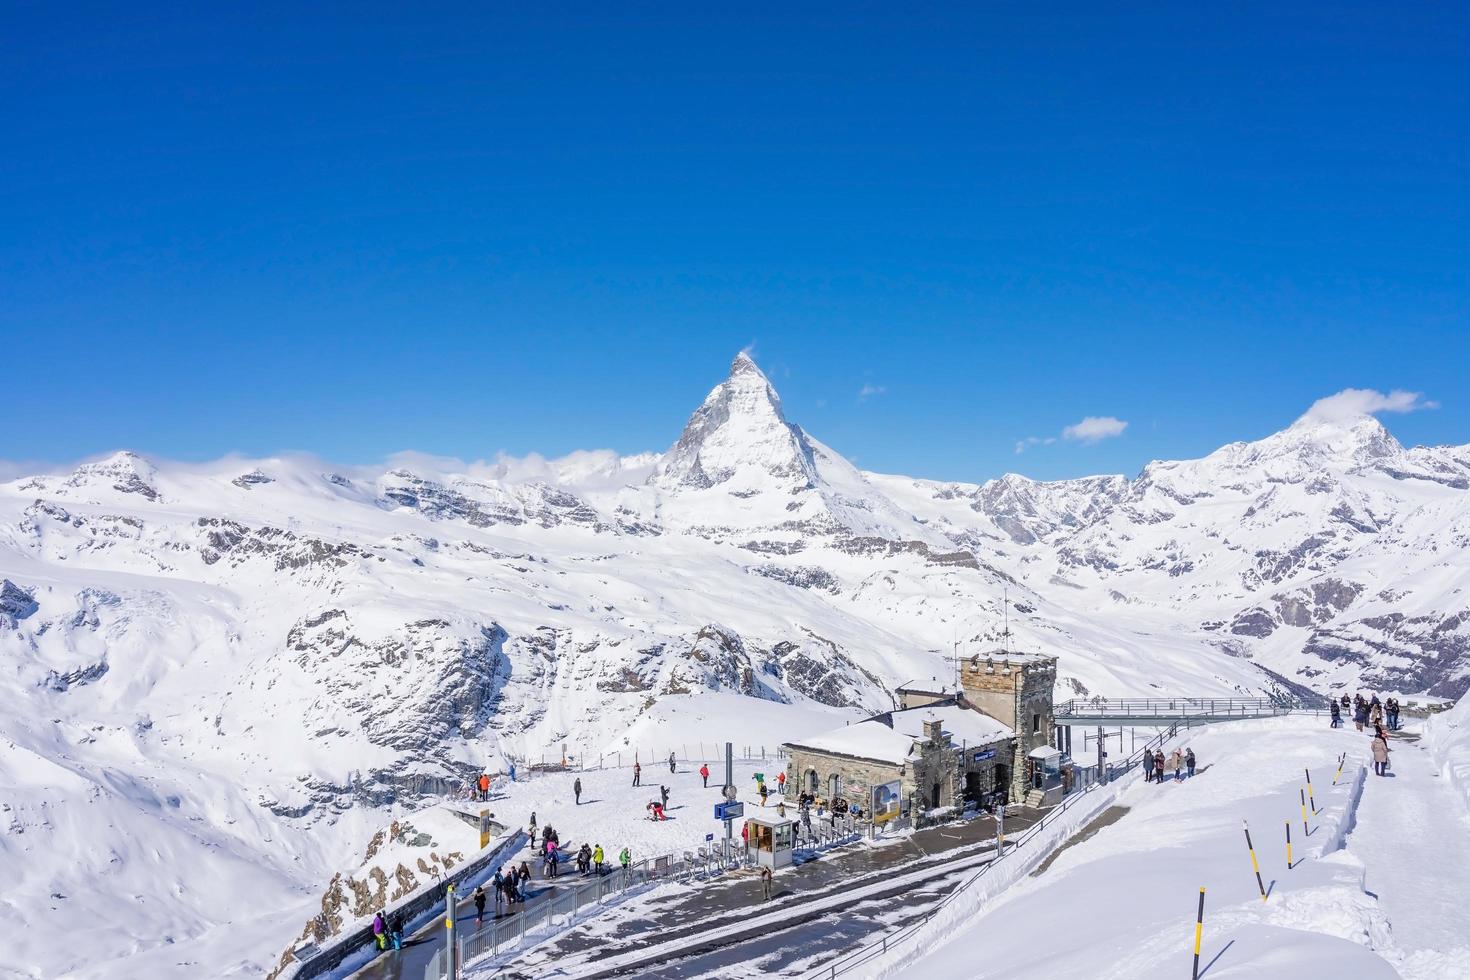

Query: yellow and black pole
1192;887;1206;980
1243;820;1266;901
1286;820;1292;870
1306;768;1317;814
1300;788;1309;836
445;881;457;978
1333;752;1346;786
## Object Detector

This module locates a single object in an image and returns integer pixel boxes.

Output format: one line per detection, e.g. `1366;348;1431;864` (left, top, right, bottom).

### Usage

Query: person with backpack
1330;700;1341;728
700;763;710;788
660;785;670;809
593;843;605;874
669;751;677;774
492;869;505;912
1185;748;1196;778
633;761;641;787
574;777;582;805
473;884;487;924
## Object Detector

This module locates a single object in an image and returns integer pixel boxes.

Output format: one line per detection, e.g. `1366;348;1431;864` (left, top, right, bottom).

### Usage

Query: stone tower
959;651;1058;802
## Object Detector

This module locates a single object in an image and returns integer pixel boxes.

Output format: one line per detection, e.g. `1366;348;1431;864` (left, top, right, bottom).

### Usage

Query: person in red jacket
699;763;710;787
776;771;786;794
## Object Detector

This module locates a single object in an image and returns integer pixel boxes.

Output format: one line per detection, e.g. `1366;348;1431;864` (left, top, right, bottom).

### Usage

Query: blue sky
3;3;1467;482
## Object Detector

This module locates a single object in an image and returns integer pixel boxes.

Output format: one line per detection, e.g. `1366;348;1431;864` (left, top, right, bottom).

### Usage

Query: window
1032;712;1040;734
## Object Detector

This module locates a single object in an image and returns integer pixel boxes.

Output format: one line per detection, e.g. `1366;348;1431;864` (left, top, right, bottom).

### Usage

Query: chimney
923;716;943;741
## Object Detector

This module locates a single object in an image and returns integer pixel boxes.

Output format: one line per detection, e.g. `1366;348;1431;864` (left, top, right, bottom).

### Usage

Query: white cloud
1013;436;1056;454
857;383;887;402
1061;416;1129;444
1016;414;1129;453
1300;388;1438;424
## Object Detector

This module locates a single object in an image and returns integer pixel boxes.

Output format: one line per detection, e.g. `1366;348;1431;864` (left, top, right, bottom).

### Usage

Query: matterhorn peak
651;352;819;491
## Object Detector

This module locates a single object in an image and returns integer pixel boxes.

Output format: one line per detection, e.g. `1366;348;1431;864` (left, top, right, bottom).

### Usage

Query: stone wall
784;748;902;815
961;653;1059;800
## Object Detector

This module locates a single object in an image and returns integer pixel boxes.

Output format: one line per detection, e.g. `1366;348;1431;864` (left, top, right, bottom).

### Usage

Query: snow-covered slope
870;411;1470;699
0;352;1464;976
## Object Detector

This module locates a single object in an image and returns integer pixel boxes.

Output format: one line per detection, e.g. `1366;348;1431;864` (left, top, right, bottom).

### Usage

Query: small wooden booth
744;813;795;870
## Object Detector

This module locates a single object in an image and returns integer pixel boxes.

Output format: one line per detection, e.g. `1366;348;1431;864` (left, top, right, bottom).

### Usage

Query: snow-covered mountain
1;352;1465;976
871;409;1470;700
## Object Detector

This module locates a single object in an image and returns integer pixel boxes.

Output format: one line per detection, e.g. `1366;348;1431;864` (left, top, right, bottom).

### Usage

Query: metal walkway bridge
1055;697;1297;728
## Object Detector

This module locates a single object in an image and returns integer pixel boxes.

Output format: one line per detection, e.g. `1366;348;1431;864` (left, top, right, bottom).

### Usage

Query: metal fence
1056;697;1293;720
426;846;744;979
801;724;1182;980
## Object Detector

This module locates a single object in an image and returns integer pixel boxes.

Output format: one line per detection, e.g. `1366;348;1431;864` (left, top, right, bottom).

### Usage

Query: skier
574;777;582;806
619;845;631;872
660;784;670;809
372;911;387;951
700;763;710;788
1371;732;1390;776
509;762;517;783
633;761;642;787
1186;747;1196;778
669;751;677;774
473;884;486;924
1330;701;1341;728
593;843;605;875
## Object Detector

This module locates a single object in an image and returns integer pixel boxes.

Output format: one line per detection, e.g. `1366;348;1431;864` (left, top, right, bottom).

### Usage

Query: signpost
722;741;737;851
972;748;997;762
444;882;457;979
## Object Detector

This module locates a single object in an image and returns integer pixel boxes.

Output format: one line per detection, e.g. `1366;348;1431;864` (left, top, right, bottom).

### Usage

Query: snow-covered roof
787;703;1013;767
896;679;952;695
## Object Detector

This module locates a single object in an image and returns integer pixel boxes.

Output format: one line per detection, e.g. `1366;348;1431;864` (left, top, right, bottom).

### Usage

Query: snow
789;720;918;766
866;715;1470;980
0;352;1466;976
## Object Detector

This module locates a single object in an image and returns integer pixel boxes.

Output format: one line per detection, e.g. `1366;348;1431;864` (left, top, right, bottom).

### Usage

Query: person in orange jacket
699;763;710;787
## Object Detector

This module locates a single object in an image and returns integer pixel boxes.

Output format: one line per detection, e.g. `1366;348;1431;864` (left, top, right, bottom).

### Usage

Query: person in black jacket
473;885;486;924
574;777;582;805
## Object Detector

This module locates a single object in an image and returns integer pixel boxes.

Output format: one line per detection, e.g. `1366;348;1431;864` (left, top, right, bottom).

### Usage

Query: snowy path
1350;732;1470;978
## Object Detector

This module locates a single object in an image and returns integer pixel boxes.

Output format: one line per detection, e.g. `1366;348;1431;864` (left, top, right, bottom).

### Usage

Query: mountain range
1;351;1466;976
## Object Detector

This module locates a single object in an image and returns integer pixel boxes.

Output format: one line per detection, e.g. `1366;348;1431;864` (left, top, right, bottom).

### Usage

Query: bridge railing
1055;697;1292;719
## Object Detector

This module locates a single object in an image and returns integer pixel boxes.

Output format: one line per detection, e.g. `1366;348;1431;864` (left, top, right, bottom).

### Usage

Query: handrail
803;724;1181;980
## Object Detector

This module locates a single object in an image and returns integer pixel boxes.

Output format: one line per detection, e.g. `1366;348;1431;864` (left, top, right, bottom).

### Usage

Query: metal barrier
441;848;740;977
801;724;1182;980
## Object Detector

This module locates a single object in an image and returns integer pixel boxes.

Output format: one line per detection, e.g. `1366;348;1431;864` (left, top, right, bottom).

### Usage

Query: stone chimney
922;716;944;742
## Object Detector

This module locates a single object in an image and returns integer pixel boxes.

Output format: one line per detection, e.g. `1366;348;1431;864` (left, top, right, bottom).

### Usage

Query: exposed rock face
0;579;38;624
652;352;818;491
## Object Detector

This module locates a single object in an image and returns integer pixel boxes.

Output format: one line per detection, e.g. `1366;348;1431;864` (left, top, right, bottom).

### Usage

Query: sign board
705;833;715;842
479;809;492;849
715;801;745;822
870;779;902;823
972;749;997;762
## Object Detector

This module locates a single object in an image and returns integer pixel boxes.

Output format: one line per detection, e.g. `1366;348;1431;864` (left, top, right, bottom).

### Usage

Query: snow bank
1424;696;1470;814
864;717;1397;979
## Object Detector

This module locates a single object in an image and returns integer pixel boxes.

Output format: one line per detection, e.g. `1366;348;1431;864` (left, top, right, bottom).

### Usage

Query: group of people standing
1144;746;1196;783
1332;692;1401;734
